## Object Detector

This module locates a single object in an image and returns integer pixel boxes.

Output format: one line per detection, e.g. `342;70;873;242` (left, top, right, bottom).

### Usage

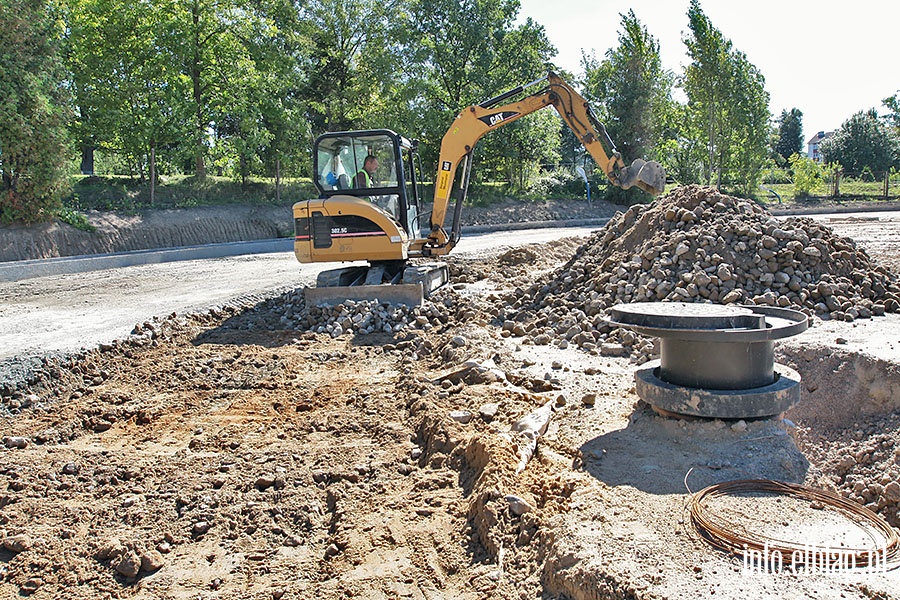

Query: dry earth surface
1;188;900;599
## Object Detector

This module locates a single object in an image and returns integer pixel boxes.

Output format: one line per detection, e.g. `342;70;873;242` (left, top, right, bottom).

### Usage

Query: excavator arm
410;71;666;257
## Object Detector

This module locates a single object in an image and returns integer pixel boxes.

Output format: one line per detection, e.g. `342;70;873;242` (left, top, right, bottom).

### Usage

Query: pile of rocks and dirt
803;411;900;527
503;185;900;361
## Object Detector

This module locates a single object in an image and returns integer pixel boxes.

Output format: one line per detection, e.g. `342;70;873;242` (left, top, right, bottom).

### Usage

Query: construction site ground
2;194;900;599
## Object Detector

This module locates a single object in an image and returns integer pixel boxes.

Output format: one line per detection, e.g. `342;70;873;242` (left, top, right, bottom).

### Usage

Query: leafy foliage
884;92;900;132
774;109;804;166
788;153;821;198
582;10;674;164
681;0;771;196
581;9;675;202
0;0;72;223
820;109;900;173
12;0;900;224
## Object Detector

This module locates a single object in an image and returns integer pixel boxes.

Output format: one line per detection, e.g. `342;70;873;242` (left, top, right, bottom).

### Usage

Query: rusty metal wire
689;479;900;568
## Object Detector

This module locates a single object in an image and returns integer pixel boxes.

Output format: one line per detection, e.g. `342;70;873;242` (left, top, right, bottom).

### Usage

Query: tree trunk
191;1;206;179
276;159;281;203
150;143;157;206
80;144;95;175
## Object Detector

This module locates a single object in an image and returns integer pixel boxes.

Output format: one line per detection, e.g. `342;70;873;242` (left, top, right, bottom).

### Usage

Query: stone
449;410;472;424
20;578;42;595
721;290;743;304
599;343;626;357
140;549;165;572
505;495;534;516
255;475;277;490
478;403;499;422
114;550;142;578
883;481;900;503
3;436;28;449
192;521;211;536
2;534;32;553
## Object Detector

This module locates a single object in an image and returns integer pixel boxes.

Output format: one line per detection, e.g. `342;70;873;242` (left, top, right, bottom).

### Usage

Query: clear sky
517;0;900;142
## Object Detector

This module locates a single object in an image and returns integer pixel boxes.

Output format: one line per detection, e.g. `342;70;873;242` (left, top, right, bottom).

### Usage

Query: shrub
788;154;822;198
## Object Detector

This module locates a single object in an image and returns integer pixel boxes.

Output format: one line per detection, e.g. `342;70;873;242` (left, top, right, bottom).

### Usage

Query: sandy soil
1;196;900;599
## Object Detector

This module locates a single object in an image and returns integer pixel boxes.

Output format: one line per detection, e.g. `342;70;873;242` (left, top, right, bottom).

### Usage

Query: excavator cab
295;129;448;305
311;129;421;240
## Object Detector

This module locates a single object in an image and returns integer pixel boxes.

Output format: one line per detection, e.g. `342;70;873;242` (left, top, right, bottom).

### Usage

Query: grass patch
56;206;96;232
65;175;317;213
754;179;899;207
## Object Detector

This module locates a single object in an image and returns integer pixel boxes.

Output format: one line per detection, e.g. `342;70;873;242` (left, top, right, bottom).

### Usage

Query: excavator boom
412;71;666;257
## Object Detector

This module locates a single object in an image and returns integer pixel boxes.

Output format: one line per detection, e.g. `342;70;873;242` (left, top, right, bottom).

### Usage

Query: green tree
407;0;555;184
474;16;557;188
409;0;519;112
881;92;899;133
0;0;72;223
159;0;297;179
489;111;561;191
581;9;675;200
655;103;703;185
66;0;191;187
820;109;900;173
774;108;803;165
297;0;404;134
582;10;673;163
681;0;771;196
788;152;821;198
66;0;303;186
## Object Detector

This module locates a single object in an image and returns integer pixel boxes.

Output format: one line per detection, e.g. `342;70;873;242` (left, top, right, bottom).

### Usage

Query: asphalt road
0;226;599;360
1;211;898;362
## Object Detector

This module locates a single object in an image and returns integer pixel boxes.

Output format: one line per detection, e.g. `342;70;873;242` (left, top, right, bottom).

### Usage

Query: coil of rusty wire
690;479;899;568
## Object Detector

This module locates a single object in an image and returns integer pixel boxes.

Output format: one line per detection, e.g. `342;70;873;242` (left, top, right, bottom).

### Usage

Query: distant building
807;131;834;162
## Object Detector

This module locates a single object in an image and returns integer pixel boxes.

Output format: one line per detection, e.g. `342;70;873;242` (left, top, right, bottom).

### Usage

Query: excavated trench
1;186;900;599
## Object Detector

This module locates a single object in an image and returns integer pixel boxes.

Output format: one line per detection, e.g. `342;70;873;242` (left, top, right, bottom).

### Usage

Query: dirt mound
504;185;900;359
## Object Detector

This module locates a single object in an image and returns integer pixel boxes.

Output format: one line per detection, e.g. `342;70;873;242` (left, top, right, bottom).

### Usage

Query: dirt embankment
2;194;898;264
0;199;621;263
0;206;294;263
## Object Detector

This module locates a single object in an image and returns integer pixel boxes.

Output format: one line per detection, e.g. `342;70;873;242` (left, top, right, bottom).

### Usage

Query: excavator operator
354;155;379;188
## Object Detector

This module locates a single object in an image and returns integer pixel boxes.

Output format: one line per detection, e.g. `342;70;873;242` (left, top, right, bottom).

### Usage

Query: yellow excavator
294;71;665;306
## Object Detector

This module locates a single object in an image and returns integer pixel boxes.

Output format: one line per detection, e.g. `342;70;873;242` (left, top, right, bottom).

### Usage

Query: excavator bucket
617;158;667;195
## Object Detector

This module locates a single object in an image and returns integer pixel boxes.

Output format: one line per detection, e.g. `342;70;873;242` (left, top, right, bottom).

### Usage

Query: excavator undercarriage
305;261;449;307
